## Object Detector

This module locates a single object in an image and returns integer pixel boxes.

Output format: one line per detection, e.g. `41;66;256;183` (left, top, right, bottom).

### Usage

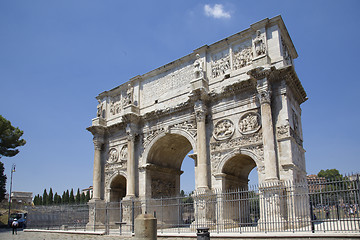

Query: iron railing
26;177;360;234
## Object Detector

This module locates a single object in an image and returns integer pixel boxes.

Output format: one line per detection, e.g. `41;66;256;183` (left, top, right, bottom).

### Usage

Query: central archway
147;133;194;198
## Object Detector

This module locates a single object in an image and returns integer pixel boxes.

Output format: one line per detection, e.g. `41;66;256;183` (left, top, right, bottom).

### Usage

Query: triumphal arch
87;16;308;229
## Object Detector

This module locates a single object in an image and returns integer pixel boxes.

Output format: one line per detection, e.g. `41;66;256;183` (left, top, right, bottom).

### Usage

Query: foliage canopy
0;115;26;158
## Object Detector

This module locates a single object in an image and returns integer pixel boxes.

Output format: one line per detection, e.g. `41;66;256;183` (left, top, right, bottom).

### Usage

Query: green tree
0;162;6;202
80;192;86;204
75;188;81;204
85;190;91;202
0;115;26;158
0;115;26;202
48;188;54;205
42;189;48;205
39;196;43;205
69;189;75;204
318;169;343;180
53;192;59;204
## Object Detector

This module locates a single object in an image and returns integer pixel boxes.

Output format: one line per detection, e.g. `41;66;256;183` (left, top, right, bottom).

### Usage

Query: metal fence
26;177;360;235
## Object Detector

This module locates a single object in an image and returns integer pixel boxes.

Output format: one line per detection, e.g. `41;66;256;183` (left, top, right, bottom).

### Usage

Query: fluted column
258;89;278;181
92;136;104;200
126;125;136;198
194;100;209;189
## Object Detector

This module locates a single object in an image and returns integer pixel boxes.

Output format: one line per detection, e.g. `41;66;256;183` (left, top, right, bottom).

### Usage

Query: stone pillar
126;124;136;198
194;100;209;190
258;89;278;181
92;136;104;200
134;214;157;240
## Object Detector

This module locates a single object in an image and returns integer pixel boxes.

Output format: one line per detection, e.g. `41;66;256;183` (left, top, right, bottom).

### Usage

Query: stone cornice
276;66;307;104
139;163;183;175
87;125;106;137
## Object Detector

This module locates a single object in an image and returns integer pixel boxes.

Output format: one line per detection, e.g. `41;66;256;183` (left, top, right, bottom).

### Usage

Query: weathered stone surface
87;16;308;229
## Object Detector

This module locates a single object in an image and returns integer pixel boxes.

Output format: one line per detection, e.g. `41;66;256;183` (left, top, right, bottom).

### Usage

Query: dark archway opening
110;175;126;202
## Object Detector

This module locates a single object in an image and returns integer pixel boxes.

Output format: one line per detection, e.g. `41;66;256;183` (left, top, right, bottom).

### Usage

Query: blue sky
1;1;359;196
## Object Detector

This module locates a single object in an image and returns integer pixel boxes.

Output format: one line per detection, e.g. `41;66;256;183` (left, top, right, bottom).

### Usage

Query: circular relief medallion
119;145;128;161
108;148;119;163
213;119;235;141
238;112;261;135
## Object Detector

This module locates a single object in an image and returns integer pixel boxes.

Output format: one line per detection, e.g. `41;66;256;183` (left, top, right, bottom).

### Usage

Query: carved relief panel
213;119;235;141
232;40;253;70
238;112;261;135
211;50;230;78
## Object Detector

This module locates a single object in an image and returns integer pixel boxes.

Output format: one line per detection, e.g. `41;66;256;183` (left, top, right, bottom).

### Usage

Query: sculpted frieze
210;131;262;152
239;112;261;135
143;128;165;147
233;44;253;70
213;119;235;141
170;120;197;138
211;53;230;78
277;124;290;138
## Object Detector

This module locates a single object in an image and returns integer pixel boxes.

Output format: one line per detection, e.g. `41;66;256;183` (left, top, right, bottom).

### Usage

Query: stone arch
143;129;196;199
216;148;262;190
142;127;197;166
108;171;127;202
217;148;261;175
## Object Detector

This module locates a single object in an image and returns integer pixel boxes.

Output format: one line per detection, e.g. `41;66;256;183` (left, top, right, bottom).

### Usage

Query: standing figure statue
126;83;134;105
97;100;103;118
254;30;266;56
193;54;204;79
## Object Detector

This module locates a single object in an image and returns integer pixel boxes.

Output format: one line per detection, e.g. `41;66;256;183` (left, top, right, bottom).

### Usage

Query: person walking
11;218;19;235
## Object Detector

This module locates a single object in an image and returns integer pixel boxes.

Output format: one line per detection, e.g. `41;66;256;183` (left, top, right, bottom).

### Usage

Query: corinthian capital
194;100;207;122
93;137;104;150
258;90;271;104
126;124;137;141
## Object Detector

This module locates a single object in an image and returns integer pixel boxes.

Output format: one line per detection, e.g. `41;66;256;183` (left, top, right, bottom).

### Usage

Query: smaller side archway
109;174;127;202
215;150;260;225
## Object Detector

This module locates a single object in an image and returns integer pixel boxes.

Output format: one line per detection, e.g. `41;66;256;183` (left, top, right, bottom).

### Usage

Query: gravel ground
0;229;132;240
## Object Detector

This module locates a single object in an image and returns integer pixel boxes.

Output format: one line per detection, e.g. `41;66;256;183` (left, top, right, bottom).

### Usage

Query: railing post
309;199;315;233
132;199;135;234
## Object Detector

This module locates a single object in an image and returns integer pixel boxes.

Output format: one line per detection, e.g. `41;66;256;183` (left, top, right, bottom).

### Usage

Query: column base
86;199;106;231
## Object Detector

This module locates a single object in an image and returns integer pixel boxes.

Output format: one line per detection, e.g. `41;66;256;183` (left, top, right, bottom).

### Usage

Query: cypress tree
86;190;90;202
65;189;70;204
80;192;86;204
33;195;38;205
69;189;75;204
62;191;66;204
39;196;43;205
48;188;54;205
42;189;48;205
75;188;81;204
54;192;60;205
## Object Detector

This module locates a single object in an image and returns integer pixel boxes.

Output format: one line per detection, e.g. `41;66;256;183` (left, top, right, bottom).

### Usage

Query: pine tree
42;189;48;205
39;196;43;205
69;189;75;204
48;188;54;205
75;188;81;204
0;115;26;158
